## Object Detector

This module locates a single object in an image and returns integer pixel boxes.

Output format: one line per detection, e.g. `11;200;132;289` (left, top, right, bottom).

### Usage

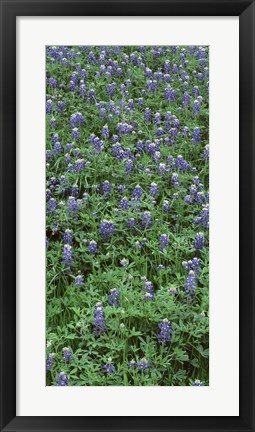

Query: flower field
46;45;209;386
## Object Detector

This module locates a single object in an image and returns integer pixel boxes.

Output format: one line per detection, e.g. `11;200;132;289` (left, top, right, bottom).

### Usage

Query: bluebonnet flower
68;80;76;92
47;198;57;213
164;86;177;102
46;150;53;162
149;182;158;197
126;218;136;230
46;99;53;114
102;180;111;194
184;270;196;299
192;127;201;143
134;240;141;249
144;107;151;122
125;158;134;174
144;292;154;301
46;189;52;200
163;199;170;213
159;234;170;250
88;88;96;98
184;194;193;204
120;197;129;210
70;112;84;128
168;287;179;296
169;127;178;143
171;173;179;187
101;124;109;139
137;358;149;370
158;163;167;176
141;211;152;229
94;302;106;335
48;77;57;88
108;288;120;306
129;359;137;369
158;319;172;344
74;158;84;173
88;240;98;254
132;184;143;199
153;112;161;125
175;155;190;171
62;244;73;271
182;91;190;107
99;219;115;239
107;82;117;98
66;142;74;152
192;379;204;386
57;100;64;113
62;347;73;362
46;353;55;371
202;144;209;160
192;85;200;97
88;51;96;62
117;122;133;135
196;191;206;204
72;128;80;140
182;257;201;275
57;372;69;386
193;99;201;115
74;274;84;286
103;358;116;374
143;280;154;301
194;204;209;228
50;117;57;128
67;196;78;215
120;258;129;267
51;133;59;143
63;229;73;244
194;232;206;250
79;83;86;96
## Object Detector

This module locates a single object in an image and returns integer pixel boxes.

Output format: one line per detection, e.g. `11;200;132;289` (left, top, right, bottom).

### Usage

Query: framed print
0;0;254;431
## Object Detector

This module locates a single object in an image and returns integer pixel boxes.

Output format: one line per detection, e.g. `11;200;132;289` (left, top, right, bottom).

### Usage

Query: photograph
46;45;209;387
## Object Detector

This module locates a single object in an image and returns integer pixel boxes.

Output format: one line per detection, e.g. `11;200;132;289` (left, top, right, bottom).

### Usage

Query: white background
16;17;239;416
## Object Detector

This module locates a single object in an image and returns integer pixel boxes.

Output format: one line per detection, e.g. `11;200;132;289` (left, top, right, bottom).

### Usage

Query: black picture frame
0;0;254;431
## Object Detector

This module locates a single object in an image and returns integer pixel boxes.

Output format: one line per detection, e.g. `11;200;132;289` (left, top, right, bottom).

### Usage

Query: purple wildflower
158;319;172;344
74;274;84;286
141;211;152;229
63;229;73;244
184;270;196;299
102;181;111;194
192;379;204;386
72;128;80;140
171;173;179;187
62;244;73;271
163;199;170;213
57;372;69;386
46;353;55;371
99;219;115;239
159;234;170;250
194;232;206;250
94;302;106;335
108;288;120;307
62;347;73;362
103;358;116;374
88;240;98;254
149;182;158;197
137;358;149;370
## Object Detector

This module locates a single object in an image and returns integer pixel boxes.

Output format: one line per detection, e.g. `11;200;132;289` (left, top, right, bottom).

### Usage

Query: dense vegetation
46;45;209;386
